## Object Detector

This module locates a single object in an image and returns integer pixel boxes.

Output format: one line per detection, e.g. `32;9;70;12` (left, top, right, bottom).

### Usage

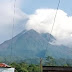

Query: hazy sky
0;0;72;47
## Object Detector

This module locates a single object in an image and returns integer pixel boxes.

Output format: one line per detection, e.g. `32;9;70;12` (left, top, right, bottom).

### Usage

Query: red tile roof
0;63;11;68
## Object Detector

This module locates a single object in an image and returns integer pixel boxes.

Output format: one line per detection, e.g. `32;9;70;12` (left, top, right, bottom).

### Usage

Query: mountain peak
41;33;55;42
0;29;72;60
24;29;40;36
27;29;38;33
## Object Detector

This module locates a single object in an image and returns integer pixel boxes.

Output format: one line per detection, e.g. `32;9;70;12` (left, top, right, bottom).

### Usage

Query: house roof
0;63;11;68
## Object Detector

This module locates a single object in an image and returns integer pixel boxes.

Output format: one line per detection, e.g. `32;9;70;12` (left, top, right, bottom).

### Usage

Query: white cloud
0;0;28;43
0;0;72;48
26;9;72;47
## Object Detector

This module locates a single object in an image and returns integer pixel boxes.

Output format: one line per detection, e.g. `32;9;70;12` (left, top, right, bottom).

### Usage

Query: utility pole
40;58;43;72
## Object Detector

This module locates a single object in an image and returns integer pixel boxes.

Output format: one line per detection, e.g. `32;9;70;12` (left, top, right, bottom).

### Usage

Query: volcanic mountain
0;29;72;61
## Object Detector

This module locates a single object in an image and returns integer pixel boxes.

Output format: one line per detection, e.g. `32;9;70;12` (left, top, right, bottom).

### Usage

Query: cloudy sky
0;0;72;47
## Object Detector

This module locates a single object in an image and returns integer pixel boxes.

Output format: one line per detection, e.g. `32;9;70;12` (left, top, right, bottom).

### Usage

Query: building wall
0;68;14;72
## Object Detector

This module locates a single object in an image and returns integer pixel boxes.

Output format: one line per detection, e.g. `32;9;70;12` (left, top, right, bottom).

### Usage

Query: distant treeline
0;56;72;72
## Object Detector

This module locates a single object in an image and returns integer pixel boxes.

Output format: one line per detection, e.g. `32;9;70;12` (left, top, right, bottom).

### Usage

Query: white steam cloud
0;0;72;48
26;9;72;47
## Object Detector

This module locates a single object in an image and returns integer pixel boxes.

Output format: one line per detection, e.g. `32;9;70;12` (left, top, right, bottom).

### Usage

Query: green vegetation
0;56;72;72
10;62;40;72
7;56;72;72
45;56;56;66
45;56;72;66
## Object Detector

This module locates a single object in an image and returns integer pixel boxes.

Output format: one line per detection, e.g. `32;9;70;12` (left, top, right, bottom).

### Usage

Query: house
43;66;72;72
0;63;15;72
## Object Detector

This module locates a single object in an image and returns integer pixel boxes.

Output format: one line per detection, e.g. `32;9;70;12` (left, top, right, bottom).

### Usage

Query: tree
28;64;40;72
45;56;56;66
10;62;40;72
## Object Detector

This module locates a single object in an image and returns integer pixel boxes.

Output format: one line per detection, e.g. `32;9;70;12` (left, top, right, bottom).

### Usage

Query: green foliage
10;62;40;72
63;64;68;67
28;64;40;72
45;56;72;67
45;56;56;66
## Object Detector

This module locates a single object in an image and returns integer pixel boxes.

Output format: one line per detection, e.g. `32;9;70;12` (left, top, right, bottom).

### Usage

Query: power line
44;0;61;58
10;0;16;60
50;0;60;34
